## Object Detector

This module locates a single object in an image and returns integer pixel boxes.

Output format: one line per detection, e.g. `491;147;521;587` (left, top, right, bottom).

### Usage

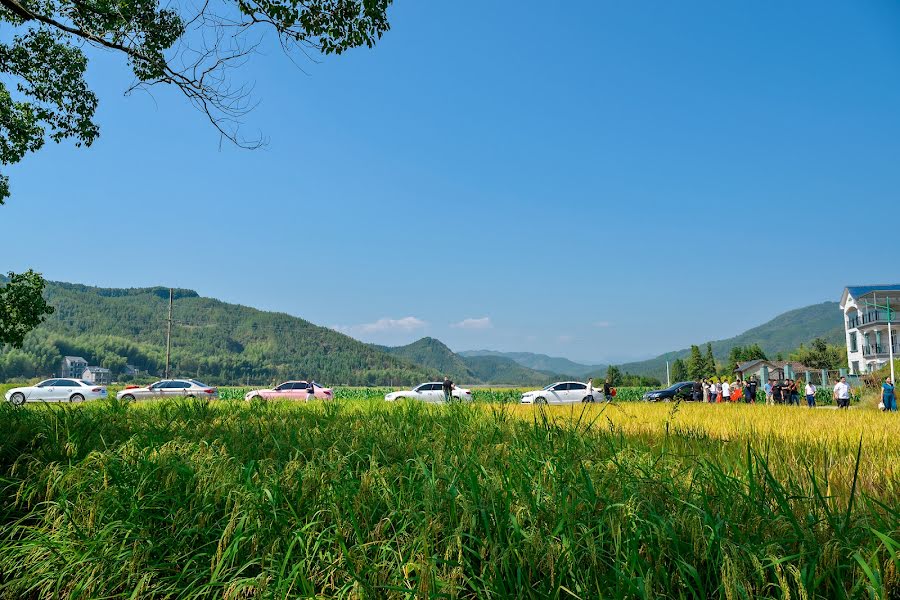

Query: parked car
642;382;694;402
520;381;595;405
5;379;107;406
116;379;218;401
384;382;473;403
244;381;333;401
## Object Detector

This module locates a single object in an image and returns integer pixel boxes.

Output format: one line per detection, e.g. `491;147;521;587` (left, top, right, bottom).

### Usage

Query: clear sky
3;0;900;364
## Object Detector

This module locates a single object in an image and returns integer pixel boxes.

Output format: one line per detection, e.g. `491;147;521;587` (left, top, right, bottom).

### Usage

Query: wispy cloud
451;317;492;330
593;321;612;328
335;316;427;336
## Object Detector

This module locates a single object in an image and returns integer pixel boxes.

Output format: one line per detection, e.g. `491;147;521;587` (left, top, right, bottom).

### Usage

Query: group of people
691;376;855;409
692;378;764;404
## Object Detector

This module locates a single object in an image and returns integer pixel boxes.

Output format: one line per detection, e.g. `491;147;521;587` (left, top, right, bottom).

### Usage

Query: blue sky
3;0;900;364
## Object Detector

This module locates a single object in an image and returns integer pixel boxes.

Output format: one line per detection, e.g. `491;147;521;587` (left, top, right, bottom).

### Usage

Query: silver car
116;379;218;401
5;379;108;406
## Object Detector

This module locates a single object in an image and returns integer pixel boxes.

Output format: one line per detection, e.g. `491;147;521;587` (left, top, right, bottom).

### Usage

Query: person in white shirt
585;378;594;402
721;380;731;402
804;381;817;408
833;377;851;409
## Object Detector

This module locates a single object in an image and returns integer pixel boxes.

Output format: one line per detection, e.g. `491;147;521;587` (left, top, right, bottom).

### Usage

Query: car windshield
189;380;208;388
542;384;557;391
79;380;93;386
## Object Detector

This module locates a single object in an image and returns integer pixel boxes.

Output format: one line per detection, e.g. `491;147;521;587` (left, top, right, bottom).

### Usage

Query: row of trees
669;339;845;383
603;365;661;387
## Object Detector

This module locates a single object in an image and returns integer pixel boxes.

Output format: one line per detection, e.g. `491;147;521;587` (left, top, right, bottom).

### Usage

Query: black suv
642;382;695;402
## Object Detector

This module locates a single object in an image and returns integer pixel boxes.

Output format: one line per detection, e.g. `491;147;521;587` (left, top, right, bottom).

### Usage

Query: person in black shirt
691;380;702;402
442;377;454;402
603;378;613;402
746;378;758;404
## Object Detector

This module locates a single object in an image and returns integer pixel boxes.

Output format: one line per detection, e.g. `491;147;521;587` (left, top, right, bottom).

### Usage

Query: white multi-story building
840;285;900;374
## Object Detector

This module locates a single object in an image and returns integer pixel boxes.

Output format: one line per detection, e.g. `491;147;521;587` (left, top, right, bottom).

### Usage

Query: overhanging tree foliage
0;270;54;348
0;0;392;202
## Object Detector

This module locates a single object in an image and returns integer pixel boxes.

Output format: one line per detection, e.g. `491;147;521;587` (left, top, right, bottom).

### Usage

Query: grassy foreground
0;398;898;599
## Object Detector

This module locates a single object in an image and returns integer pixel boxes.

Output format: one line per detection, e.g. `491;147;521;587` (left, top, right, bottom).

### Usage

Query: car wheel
535;396;547;405
251;395;263;403
121;394;135;402
9;392;25;407
583;395;595;403
395;396;407;402
70;393;84;403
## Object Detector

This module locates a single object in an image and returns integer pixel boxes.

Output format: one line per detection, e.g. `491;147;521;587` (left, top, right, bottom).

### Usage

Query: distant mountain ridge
604;302;844;381
377;338;558;386
0;280;438;386
458;350;605;377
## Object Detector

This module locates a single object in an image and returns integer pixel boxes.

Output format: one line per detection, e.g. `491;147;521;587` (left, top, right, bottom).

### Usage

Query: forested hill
605;301;844;381
375;337;560;386
0;281;438;385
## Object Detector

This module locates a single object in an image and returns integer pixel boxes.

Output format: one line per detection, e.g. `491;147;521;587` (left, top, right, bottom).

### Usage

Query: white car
520;381;595;405
5;378;108;406
116;379;218;401
385;382;473;403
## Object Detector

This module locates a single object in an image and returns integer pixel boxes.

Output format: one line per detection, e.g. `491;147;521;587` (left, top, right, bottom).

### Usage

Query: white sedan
520;381;595;405
385;382;473;403
5;378;108;406
116;379;218;401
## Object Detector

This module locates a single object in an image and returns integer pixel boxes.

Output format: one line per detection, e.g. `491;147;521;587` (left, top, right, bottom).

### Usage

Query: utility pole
666;360;671;387
165;288;173;379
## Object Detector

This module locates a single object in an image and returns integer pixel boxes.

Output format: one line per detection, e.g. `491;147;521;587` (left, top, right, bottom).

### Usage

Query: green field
0;395;898;599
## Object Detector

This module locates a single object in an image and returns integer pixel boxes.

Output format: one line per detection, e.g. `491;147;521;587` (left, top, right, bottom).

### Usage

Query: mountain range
376;338;558;386
460;302;843;381
1;277;845;387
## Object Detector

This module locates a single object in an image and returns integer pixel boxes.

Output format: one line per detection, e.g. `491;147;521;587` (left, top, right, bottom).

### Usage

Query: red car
244;381;333;401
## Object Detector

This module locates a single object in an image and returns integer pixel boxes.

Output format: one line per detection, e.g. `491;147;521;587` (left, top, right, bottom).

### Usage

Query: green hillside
0;281;437;386
459;350;604;377
374;337;475;382
603;302;844;381
461;355;558;386
378;338;559;386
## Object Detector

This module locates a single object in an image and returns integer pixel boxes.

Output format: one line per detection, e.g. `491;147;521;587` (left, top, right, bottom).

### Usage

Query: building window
850;332;858;353
851;361;859;375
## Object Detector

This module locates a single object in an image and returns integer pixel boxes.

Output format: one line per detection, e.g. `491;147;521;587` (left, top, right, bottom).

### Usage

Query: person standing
805;380;817;408
692;379;702;402
716;381;723;403
442;376;454;403
721;379;731;404
765;380;773;405
585;378;595;403
603;378;613;402
746;378;758;404
702;379;710;403
305;379;316;402
788;379;799;406
833;376;851;409
882;377;897;412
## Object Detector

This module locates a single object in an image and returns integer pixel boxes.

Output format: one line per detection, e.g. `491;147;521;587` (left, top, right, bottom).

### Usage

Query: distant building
81;366;112;385
61;356;88;379
840;285;900;374
123;364;142;376
734;359;811;382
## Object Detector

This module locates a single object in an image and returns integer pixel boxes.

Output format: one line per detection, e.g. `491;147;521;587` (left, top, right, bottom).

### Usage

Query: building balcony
862;343;900;358
850;311;900;330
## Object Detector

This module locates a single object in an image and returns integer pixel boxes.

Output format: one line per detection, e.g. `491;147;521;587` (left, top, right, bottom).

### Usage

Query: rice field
0;394;898;599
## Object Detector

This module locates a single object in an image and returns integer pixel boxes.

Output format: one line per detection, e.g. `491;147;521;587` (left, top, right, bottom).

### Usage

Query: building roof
734;359;770;373
63;356;87;362
83;366;111;373
845;285;900;298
